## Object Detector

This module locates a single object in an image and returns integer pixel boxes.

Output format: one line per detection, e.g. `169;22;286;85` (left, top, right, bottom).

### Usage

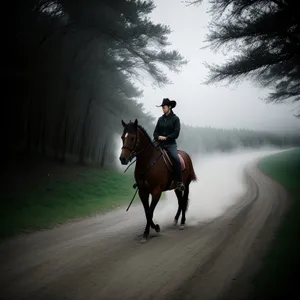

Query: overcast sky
135;0;300;133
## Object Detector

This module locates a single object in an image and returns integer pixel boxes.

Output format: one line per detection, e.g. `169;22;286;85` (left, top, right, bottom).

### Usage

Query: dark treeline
178;124;300;155
144;122;300;156
5;0;300;169
5;0;186;167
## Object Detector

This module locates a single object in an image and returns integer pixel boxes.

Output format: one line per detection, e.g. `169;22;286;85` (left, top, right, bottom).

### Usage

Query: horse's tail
182;151;197;211
186;152;197;182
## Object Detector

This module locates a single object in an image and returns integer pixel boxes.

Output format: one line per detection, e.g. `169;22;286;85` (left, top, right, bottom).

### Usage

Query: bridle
121;129;141;162
121;127;158;164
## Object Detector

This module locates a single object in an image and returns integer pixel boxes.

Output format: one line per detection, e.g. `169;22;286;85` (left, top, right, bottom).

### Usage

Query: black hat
156;98;177;108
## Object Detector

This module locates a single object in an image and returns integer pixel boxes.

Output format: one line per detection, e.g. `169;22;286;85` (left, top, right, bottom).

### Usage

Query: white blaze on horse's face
120;130;137;165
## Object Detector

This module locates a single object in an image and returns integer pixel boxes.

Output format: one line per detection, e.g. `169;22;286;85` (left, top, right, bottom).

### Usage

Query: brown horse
119;119;197;242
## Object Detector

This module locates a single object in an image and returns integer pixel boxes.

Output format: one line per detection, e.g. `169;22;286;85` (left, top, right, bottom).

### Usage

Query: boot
177;182;185;192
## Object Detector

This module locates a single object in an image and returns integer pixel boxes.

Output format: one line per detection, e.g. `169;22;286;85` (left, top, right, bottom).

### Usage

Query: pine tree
192;0;300;107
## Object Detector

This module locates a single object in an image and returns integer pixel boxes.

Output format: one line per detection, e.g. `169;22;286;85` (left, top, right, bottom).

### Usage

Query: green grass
252;148;300;299
0;166;140;240
1;162;167;240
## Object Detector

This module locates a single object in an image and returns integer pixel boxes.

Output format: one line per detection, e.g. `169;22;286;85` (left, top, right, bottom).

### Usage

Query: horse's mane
137;125;153;144
125;121;154;144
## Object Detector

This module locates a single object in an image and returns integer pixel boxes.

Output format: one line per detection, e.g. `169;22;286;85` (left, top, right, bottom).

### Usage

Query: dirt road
0;164;288;300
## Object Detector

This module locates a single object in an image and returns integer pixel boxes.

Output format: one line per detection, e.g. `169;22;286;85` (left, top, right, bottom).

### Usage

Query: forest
5;0;184;167
4;0;300;169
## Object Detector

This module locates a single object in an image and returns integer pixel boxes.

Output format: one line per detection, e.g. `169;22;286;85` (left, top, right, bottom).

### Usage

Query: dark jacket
153;111;180;146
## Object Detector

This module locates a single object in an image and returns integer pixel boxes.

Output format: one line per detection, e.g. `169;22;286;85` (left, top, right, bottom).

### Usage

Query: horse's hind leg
180;181;190;229
174;190;182;225
175;189;185;229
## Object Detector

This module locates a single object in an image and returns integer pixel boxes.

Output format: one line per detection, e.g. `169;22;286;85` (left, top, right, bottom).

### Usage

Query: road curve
0;164;289;300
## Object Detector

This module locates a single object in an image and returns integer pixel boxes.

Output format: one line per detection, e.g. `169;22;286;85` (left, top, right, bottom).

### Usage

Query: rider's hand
158;136;167;141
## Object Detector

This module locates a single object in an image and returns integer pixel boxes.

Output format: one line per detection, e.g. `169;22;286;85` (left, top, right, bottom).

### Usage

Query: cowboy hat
156;98;177;108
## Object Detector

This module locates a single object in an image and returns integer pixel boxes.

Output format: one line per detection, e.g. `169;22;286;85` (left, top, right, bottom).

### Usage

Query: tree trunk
26;115;33;153
91;138;98;161
100;140;108;168
35;115;45;153
69;119;78;154
61;116;69;163
97;147;101;163
78;98;92;165
54;106;66;160
24;98;33;152
55;77;70;160
41;113;47;156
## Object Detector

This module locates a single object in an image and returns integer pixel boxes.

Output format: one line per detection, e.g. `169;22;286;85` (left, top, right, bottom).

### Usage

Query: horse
119;119;197;242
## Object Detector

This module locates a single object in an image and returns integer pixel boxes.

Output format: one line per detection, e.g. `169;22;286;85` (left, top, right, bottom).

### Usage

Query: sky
135;0;300;133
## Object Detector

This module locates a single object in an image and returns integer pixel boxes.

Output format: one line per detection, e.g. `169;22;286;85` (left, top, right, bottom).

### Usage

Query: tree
178;123;300;155
191;0;300;110
5;0;187;166
38;0;188;86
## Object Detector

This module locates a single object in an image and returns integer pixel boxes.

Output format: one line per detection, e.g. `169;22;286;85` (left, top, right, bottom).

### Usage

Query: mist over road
0;148;289;300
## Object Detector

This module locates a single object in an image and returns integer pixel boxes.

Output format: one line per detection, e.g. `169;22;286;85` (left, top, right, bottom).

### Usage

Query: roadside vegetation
252;148;300;299
1;163;136;240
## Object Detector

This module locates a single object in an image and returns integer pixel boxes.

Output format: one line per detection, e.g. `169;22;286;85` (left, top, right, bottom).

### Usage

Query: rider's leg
166;145;184;191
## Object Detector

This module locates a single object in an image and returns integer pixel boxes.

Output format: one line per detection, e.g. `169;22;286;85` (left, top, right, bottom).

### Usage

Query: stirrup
177;182;185;191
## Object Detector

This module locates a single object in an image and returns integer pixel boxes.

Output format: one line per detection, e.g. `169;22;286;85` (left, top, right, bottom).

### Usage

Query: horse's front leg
141;187;162;242
139;188;156;241
139;188;150;238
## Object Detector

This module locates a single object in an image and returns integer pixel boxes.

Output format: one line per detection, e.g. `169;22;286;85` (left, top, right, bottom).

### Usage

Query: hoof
179;224;185;230
155;224;161;233
140;237;148;244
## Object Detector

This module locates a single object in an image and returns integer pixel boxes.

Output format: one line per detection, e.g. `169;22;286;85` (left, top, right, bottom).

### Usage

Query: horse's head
119;119;139;165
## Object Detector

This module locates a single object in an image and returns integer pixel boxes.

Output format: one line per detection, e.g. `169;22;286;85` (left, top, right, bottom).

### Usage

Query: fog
137;0;300;134
153;147;287;227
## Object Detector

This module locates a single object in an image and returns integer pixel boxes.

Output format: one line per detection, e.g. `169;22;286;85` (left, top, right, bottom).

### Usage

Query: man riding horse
154;98;185;192
119;98;196;241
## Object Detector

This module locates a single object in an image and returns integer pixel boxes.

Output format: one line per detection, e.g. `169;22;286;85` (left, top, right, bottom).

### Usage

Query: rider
153;98;185;192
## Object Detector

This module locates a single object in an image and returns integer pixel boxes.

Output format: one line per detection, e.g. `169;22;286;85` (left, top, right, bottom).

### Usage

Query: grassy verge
252;148;300;299
1;163;152;240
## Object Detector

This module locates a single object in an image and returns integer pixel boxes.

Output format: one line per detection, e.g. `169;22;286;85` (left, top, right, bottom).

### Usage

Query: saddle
160;148;186;173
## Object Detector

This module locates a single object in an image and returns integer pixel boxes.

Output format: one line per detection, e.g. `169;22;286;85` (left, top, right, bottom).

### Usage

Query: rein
123;141;153;174
125;149;163;212
122;128;162;211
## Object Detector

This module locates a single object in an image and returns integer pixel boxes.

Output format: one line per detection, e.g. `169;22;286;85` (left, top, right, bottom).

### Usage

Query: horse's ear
121;120;126;128
134;119;138;126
